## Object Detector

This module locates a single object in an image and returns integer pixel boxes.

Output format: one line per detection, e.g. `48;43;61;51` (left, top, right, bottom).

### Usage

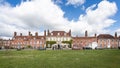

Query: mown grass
0;49;120;68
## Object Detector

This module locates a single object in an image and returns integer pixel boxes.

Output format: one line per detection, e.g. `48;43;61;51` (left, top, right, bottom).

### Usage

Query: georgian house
11;31;46;49
46;30;72;48
1;30;120;49
72;31;97;49
97;32;119;48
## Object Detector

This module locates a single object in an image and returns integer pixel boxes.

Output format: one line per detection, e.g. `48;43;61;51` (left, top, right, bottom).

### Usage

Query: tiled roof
50;31;69;36
97;34;114;39
72;37;96;39
51;31;65;33
14;36;45;40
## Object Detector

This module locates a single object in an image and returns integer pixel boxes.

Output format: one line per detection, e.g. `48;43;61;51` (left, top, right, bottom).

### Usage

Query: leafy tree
46;41;56;48
62;40;72;48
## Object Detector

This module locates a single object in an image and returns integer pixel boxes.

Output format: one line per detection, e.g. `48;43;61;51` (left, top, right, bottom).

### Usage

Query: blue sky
0;0;120;39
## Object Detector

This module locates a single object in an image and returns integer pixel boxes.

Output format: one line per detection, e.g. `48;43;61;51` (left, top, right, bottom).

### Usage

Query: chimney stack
20;33;22;36
85;30;88;37
28;31;31;36
44;30;46;37
35;32;38;37
115;32;117;38
69;29;71;36
47;30;50;36
95;33;97;37
14;32;17;37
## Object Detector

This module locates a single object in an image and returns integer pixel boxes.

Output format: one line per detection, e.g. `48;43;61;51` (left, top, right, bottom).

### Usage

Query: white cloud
66;0;86;7
0;0;118;39
53;0;63;4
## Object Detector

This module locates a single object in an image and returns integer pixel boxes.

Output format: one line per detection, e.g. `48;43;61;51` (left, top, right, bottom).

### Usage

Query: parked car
118;46;120;49
72;45;81;50
0;47;2;49
83;46;92;50
95;46;103;50
17;45;21;51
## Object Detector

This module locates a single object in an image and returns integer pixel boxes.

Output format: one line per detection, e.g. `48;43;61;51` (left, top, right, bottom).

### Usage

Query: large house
0;30;120;49
97;33;119;48
72;31;97;49
10;31;46;49
46;30;72;48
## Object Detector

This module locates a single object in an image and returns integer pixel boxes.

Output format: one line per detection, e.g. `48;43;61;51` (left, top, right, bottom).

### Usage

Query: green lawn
0;49;120;68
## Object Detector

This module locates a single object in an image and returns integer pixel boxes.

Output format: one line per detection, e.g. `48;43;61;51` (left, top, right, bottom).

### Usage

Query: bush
27;45;32;48
46;41;56;48
62;40;72;48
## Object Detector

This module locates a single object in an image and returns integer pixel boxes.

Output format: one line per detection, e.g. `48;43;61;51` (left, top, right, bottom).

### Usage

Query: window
40;41;42;44
58;33;60;35
24;37;26;40
64;33;66;36
34;37;36;40
51;37;54;41
48;38;50;41
41;37;44;40
37;41;39;44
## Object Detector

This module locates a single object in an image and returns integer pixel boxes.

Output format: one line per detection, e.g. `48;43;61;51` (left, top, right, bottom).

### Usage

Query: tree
62;40;72;48
46;41;56;48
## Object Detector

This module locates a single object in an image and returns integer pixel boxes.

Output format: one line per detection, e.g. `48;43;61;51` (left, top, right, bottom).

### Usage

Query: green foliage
62;40;72;48
0;50;120;68
46;41;56;48
27;45;32;48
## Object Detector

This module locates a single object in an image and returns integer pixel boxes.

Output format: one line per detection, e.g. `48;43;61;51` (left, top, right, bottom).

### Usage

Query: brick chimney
115;32;117;38
14;32;17;37
35;32;38;37
85;30;88;37
20;33;22;36
47;30;50;36
44;30;46;37
69;29;71;36
95;33;97;37
28;31;31;36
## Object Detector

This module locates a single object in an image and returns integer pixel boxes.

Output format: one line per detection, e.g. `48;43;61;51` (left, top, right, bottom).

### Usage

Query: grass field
0;49;120;68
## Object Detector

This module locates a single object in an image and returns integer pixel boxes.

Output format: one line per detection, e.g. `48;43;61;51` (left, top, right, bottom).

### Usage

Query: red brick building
1;30;120;49
11;31;46;49
72;31;97;49
97;33;119;48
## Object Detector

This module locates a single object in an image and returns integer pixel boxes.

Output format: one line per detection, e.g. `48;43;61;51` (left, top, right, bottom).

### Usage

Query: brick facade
1;30;120;49
10;31;46;49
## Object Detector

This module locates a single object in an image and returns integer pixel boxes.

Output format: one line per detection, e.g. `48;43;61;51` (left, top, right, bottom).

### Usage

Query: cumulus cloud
66;0;86;7
0;0;118;39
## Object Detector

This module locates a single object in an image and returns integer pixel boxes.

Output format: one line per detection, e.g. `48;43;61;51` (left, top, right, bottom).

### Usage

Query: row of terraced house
0;30;120;49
